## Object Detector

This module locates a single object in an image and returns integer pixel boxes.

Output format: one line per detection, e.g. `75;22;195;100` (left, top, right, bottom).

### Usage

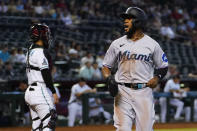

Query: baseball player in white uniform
102;7;168;131
68;78;111;127
25;23;59;131
160;75;191;122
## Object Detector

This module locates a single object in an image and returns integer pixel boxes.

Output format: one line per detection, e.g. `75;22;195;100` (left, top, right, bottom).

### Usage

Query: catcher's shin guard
42;109;57;131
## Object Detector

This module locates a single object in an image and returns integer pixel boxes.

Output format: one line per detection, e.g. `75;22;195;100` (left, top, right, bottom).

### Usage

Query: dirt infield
0;123;197;131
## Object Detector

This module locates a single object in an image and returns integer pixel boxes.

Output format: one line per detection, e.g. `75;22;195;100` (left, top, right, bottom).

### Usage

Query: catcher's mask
29;23;52;49
120;7;147;38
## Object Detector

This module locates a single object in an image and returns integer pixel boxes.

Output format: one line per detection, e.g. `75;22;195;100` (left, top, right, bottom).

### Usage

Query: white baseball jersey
26;48;49;85
164;79;186;97
161;79;189;122
164;79;180;92
103;34;168;83
68;83;91;104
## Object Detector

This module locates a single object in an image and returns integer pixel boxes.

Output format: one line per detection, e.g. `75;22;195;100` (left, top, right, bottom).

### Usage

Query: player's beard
126;26;137;39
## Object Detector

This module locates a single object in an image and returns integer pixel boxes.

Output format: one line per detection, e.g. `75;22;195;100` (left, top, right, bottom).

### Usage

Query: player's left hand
147;76;159;88
53;93;59;104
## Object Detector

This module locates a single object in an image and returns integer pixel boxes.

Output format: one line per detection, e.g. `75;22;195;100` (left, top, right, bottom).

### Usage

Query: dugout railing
0;91;197;126
81;91;197;124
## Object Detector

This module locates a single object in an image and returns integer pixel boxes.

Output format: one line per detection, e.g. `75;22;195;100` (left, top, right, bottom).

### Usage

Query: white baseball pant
114;85;155;131
25;83;55;131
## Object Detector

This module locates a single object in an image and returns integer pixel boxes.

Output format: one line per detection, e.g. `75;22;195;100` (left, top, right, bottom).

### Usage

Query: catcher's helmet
120;7;147;30
29;23;51;49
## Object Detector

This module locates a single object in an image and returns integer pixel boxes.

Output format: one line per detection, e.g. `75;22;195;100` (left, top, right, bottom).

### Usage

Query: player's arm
38;50;59;104
41;69;59;104
147;67;168;87
154;67;168;80
147;43;168;88
41;69;56;94
102;66;111;79
102;41;118;79
75;89;96;98
74;85;96;98
102;42;119;97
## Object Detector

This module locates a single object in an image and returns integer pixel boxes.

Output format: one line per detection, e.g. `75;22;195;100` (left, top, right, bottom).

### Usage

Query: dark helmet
29;23;52;49
120;7;147;30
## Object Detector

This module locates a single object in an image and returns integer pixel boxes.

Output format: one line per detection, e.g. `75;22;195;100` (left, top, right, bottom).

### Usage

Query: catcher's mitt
106;75;118;97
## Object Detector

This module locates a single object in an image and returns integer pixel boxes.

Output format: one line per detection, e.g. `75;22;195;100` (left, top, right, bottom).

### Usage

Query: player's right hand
53;93;59;104
147;76;159;88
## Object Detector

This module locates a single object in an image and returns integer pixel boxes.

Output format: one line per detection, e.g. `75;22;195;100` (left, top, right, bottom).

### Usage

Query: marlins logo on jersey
118;51;152;62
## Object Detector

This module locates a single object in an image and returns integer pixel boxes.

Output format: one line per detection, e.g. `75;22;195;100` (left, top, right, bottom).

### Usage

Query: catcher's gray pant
114;85;155;131
25;83;55;131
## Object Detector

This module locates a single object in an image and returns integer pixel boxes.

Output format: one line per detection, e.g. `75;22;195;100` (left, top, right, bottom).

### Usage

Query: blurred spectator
96;52;105;68
43;0;51;11
160;75;191;123
55;42;67;60
9;48;18;64
0;46;10;62
56;0;67;9
161;4;171;19
79;61;93;80
0;1;8;13
34;1;44;15
52;66;60;80
16;0;24;12
0;59;3;78
67;78;111;127
8;0;16;13
92;62;102;80
160;23;176;39
17;81;30;125
88;97;111;124
171;7;183;20
71;10;81;25
191;30;197;46
61;10;72;26
75;44;85;58
68;78;96;127
48;3;56;19
177;20;187;33
24;0;33;14
15;48;26;64
164;64;179;80
67;49;80;76
152;17;162;30
187;17;195;30
188;67;197;78
2;61;14;80
81;52;94;67
68;48;78;60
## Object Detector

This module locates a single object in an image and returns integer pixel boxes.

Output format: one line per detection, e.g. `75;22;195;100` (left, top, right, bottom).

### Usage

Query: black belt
118;83;147;90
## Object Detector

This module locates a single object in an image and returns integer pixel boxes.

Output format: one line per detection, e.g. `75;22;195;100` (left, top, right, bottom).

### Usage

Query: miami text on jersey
118;51;152;62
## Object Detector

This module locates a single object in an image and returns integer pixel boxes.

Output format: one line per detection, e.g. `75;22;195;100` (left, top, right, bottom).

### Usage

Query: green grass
108;129;197;131
154;129;197;131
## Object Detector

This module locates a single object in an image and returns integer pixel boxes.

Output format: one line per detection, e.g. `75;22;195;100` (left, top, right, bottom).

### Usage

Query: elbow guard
155;67;168;80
